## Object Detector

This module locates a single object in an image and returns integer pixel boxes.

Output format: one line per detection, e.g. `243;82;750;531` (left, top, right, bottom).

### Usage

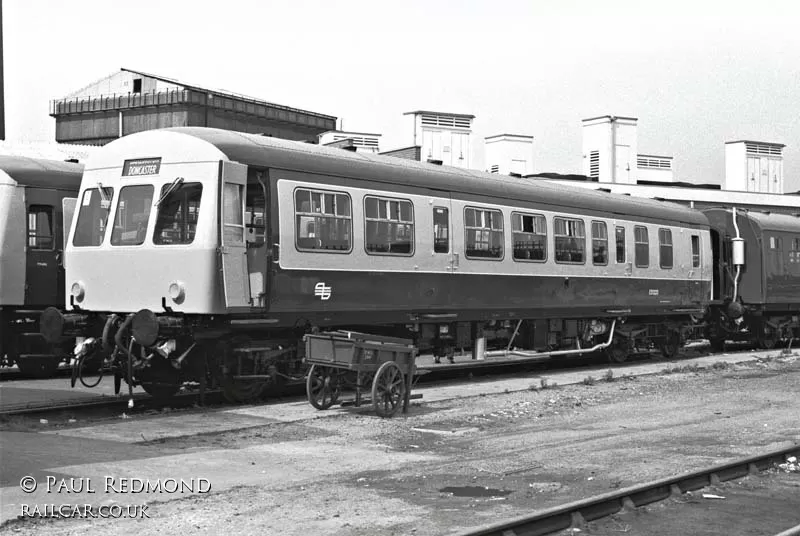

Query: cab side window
28;205;55;250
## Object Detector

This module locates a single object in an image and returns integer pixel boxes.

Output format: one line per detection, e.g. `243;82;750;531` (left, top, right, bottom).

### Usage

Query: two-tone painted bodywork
63;128;713;325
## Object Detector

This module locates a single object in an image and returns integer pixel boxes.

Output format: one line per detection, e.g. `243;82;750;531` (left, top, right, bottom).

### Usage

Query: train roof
705;208;800;234
0;155;84;189
92;127;710;227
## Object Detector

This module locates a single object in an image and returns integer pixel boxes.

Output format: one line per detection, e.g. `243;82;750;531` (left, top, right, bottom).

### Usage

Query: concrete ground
0;347;798;535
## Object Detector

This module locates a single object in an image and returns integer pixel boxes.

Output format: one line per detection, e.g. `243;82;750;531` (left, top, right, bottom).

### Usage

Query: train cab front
41;130;266;396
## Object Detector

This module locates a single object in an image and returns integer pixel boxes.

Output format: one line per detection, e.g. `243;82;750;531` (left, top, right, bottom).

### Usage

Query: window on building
592;221;608;265
27;205;55;250
153;183;203;245
73;187;114;247
691;235;701;268
464;207;504;259
433;206;449;253
294;188;352;252
634;225;649;268
132;78;142;93
615;226;626;263
364;196;414;255
111;185;154;246
554;217;585;264
659;228;673;269
512;212;546;261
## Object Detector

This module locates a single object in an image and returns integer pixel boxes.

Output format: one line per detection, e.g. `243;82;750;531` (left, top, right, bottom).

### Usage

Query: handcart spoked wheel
306;364;341;410
371;361;406;418
303;331;419;417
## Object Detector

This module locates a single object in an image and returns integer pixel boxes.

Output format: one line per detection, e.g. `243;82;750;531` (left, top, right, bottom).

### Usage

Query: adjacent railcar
705;208;800;349
41;127;713;401
0;155;83;375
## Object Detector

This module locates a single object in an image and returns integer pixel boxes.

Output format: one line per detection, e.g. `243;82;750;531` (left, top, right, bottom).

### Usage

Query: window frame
658;228;673;269
433;206;449;254
634;225;649;268
615;226;626;264
691;234;701;268
72;187;115;247
294;187;353;254
153;182;203;246
511;211;547;263
554;216;586;265
27;205;55;251
591;220;608;266
463;206;505;261
110;184;155;247
363;195;415;257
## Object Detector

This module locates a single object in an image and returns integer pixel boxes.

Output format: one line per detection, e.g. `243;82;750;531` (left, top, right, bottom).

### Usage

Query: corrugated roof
121;68;337;120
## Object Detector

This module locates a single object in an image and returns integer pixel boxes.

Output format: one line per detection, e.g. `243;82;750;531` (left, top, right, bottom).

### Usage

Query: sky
4;0;800;189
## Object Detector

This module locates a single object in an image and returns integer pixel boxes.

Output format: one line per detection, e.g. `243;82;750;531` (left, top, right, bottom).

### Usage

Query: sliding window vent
420;114;472;129
745;143;783;156
589;151;600;179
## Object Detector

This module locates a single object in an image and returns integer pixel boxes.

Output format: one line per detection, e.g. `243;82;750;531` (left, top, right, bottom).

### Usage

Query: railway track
457;444;800;536
1;343;790;419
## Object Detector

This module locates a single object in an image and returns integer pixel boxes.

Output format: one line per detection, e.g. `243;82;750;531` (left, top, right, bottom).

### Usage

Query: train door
24;188;62;306
219;161;251;309
710;228;722;300
432;200;455;272
245;169;269;309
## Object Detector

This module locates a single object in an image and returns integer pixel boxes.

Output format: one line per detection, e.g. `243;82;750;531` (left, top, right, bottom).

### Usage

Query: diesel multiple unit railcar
40;127;714;401
0;155;83;375
704;208;800;350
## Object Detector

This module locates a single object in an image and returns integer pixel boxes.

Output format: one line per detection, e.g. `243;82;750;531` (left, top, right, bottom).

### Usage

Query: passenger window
364;196;414;255
27;205;54;250
592;221;608;265
659;229;673;269
554;217;585;264
111;185;154;246
223;183;244;244
153;182;202;245
464;207;503;259
433;206;449;254
512;212;547;261
691;235;700;268
634;225;649;268
615;226;626;263
73;187;114;247
294;188;352;252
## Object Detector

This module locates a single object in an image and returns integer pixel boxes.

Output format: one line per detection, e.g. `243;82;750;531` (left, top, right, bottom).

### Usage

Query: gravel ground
2;355;799;536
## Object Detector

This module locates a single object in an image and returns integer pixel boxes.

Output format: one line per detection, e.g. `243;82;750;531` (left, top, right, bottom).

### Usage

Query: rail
454;443;800;536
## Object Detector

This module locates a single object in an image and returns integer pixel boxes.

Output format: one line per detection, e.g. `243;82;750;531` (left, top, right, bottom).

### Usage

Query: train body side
705;208;800;308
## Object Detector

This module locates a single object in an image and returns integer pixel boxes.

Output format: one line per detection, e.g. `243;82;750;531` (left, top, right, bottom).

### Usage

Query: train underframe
1;307;73;376
42;307;706;402
706;300;800;352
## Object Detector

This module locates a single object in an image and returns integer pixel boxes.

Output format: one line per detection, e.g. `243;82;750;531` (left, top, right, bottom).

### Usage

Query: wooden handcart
304;331;419;417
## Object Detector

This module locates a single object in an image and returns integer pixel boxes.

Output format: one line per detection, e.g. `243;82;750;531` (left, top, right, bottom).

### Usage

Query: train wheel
16;356;60;377
138;357;181;401
221;380;266;404
660;331;682;359
306;365;340;410
605;337;629;364
214;336;267;404
709;337;726;353
371;361;405;418
757;324;779;350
